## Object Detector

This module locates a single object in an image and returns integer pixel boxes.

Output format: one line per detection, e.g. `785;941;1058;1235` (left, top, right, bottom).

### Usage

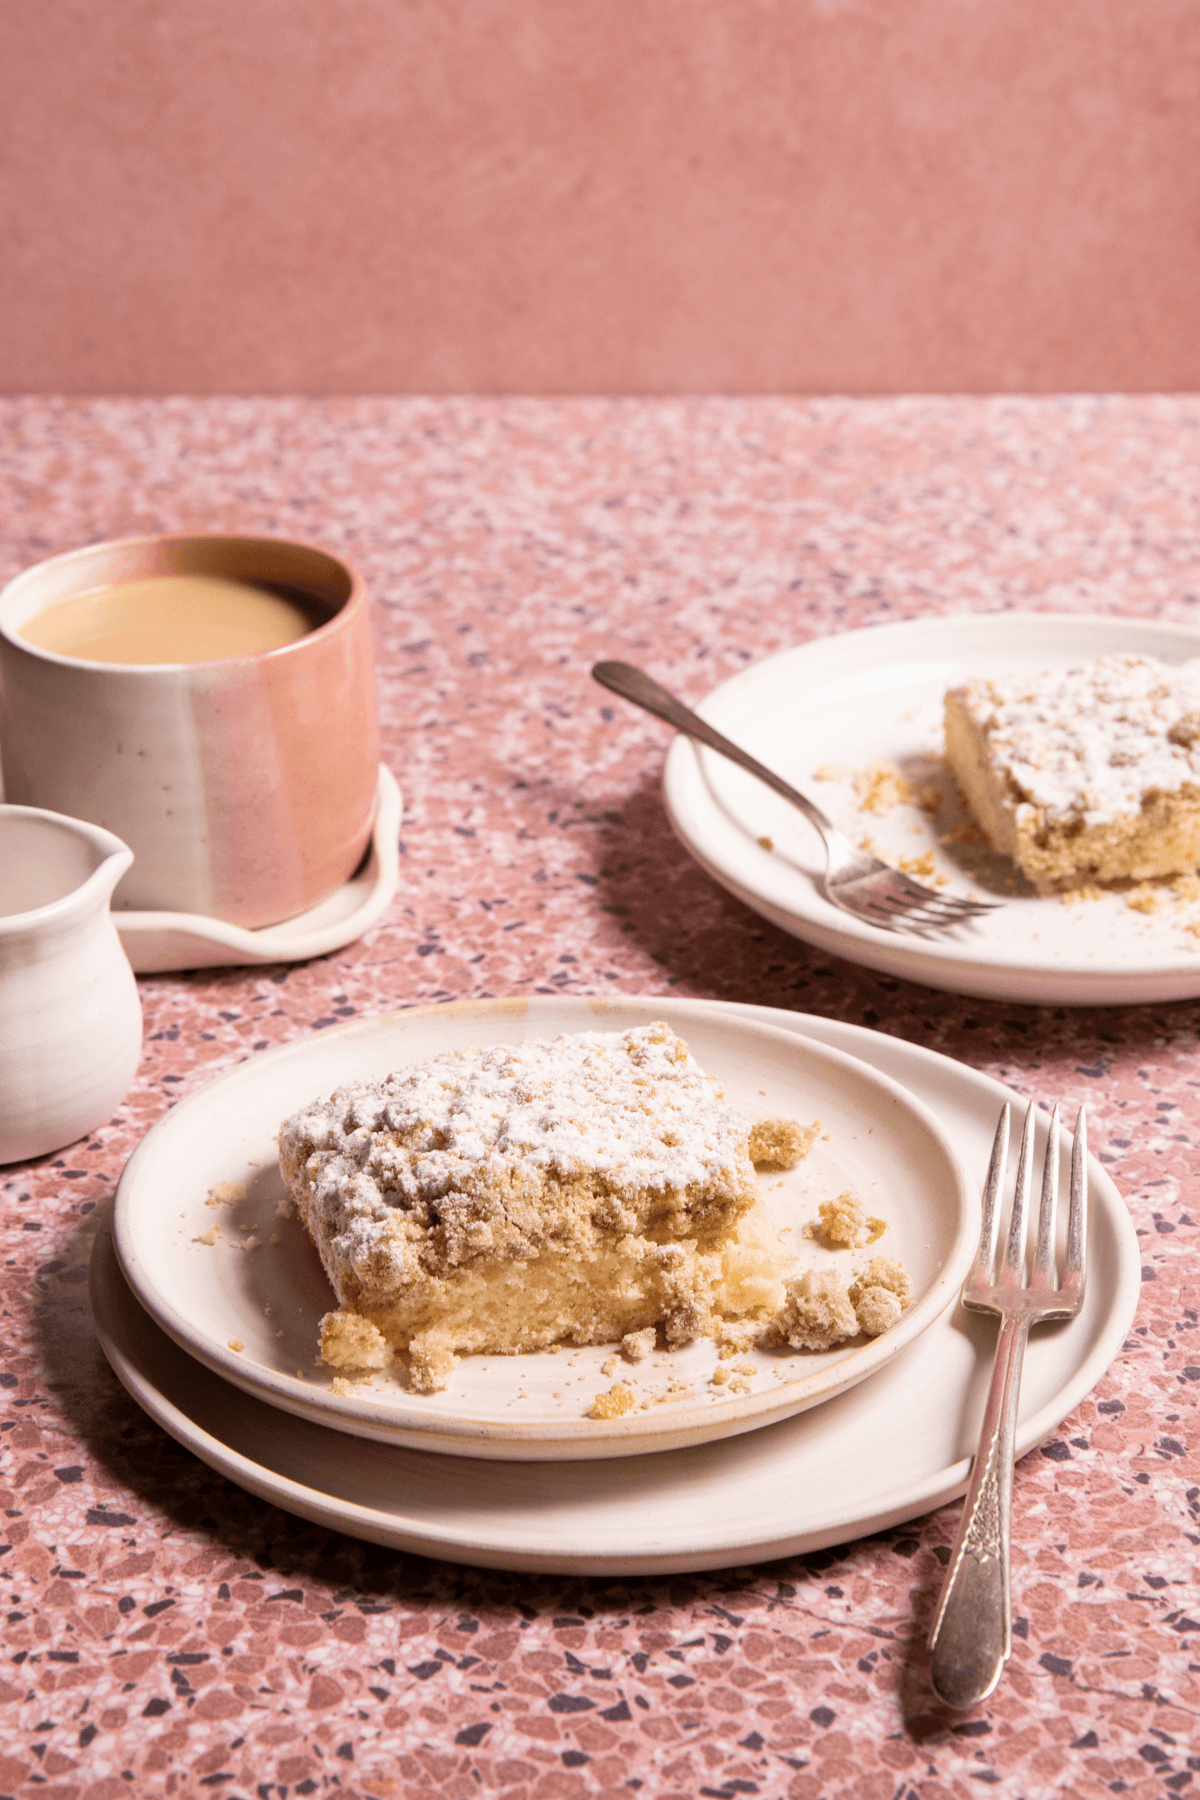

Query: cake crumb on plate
588;1382;635;1420
748;1116;819;1169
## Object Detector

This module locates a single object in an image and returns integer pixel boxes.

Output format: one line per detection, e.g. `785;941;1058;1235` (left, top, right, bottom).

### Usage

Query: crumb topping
281;1021;756;1287
948;655;1200;829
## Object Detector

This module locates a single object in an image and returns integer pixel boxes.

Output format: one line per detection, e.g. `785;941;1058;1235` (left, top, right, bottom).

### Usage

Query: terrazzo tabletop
1;394;1199;1800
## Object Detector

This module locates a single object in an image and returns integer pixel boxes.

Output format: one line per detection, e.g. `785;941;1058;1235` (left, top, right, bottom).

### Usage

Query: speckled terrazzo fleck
1;396;1198;1798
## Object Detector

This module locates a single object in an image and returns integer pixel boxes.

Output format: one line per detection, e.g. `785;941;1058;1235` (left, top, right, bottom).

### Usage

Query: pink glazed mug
0;534;379;930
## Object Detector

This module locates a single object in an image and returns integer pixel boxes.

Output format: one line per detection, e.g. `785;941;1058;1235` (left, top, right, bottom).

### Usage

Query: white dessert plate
115;764;402;973
663;613;1200;1005
90;1002;1140;1574
112;996;975;1460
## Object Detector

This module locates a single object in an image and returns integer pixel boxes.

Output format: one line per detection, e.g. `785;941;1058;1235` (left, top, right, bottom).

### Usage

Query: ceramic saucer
116;764;401;973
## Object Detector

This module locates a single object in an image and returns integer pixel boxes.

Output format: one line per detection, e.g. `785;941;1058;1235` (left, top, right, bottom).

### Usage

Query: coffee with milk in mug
17;573;327;665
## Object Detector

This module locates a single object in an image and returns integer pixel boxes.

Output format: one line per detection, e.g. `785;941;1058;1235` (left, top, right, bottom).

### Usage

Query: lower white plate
663;614;1200;1004
115;764;401;973
111;997;974;1459
90;1004;1140;1574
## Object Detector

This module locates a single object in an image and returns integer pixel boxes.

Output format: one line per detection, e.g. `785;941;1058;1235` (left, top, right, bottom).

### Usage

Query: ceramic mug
0;804;142;1163
0;534;379;930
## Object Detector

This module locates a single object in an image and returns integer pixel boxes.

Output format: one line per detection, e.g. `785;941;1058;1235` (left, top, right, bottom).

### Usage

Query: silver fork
928;1100;1088;1708
592;660;998;932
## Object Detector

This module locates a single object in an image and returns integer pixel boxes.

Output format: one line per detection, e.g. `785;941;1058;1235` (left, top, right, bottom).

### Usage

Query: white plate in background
663;613;1200;1004
91;1002;1140;1574
112;996;973;1459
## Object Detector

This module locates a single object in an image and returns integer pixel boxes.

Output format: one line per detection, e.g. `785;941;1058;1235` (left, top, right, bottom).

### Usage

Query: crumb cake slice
945;654;1200;892
279;1021;787;1391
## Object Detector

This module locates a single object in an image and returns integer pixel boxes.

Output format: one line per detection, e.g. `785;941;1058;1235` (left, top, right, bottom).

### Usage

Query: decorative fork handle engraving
960;1454;1004;1563
929;1313;1030;1707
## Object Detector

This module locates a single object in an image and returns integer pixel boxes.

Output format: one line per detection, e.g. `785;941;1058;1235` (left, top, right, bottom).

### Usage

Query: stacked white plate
93;996;1139;1573
664;614;1200;1005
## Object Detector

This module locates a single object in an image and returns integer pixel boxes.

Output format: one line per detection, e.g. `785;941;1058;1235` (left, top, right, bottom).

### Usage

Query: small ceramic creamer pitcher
0;805;143;1163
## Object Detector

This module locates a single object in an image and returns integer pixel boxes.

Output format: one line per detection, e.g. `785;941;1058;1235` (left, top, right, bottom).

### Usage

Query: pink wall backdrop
3;0;1198;394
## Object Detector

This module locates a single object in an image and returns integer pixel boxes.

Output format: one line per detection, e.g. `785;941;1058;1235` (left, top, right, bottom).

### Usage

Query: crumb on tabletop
852;761;916;815
621;1327;656;1362
207;1180;246;1208
766;1269;859;1351
588;1382;635;1420
318;1310;391;1373
748;1116;820;1169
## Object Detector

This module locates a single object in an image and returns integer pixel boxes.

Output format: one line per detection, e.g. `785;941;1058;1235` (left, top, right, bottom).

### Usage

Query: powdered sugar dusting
287;1021;747;1199
950;654;1200;827
280;1022;758;1288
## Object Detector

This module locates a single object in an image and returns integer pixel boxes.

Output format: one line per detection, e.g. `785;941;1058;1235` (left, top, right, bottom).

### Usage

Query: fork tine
901;905;987;929
1005;1103;1036;1276
1034;1102;1060;1280
893;893;997;923
1065;1105;1088;1303
973;1103;1009;1272
890;879;1000;915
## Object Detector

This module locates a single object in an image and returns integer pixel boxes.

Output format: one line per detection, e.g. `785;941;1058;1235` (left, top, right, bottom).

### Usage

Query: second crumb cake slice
279;1021;787;1391
944;653;1200;892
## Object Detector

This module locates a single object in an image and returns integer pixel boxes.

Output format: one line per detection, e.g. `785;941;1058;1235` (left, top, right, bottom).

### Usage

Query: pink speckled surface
1;396;1198;1798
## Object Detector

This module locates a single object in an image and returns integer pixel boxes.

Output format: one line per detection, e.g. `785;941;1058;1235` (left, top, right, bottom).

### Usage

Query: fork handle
928;1313;1031;1708
591;661;837;836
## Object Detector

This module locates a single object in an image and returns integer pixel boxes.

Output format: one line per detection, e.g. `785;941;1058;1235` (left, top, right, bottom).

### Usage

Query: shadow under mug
0;533;380;930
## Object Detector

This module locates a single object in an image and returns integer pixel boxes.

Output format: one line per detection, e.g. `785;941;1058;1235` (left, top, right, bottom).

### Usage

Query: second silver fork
592;658;998;932
928;1100;1087;1709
